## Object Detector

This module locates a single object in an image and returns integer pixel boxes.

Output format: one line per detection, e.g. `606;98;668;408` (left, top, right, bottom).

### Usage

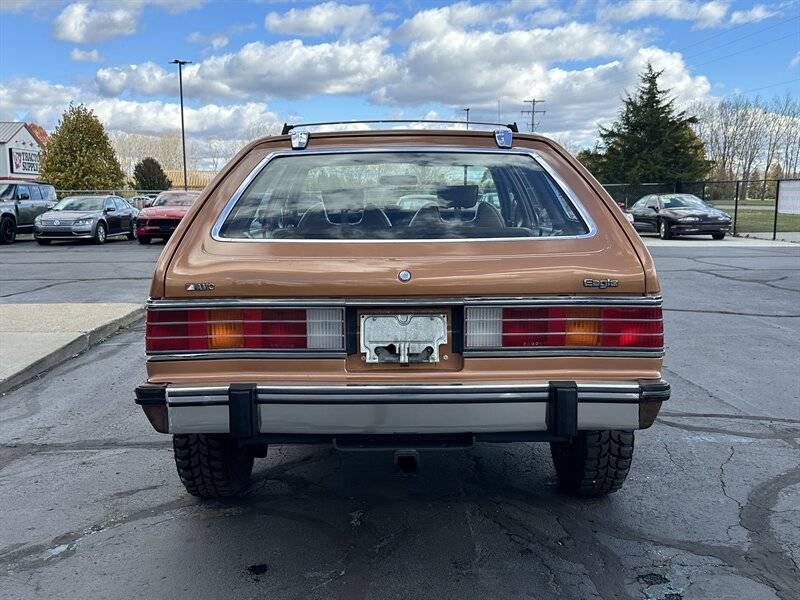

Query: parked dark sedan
628;194;731;240
34;195;139;244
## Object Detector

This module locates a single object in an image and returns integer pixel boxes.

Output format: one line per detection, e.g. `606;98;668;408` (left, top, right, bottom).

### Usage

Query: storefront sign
9;147;40;175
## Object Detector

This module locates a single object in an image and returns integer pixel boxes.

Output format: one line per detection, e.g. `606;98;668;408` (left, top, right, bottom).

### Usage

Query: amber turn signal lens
565;308;600;346
207;309;244;349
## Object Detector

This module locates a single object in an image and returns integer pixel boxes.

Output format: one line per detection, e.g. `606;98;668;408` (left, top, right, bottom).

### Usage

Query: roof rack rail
280;120;519;135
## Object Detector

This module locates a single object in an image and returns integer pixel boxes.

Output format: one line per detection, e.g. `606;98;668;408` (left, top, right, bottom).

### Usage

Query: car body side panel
151;132;657;299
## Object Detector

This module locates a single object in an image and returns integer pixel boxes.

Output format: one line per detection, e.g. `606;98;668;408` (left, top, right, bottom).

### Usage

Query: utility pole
521;98;546;133
462;107;470;130
169;59;192;191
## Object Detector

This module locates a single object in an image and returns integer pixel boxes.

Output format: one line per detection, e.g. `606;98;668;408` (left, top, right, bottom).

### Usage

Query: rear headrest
321;189;365;215
437;185;479;209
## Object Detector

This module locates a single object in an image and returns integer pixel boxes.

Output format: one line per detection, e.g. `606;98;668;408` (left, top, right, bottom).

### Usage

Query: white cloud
53;0;204;44
599;1;730;28
729;5;778;24
54;2;138;43
265;2;387;39
95;61;175;97
69;47;102;62
187;31;229;50
0;0;36;12
791;52;800;68
97;37;399;100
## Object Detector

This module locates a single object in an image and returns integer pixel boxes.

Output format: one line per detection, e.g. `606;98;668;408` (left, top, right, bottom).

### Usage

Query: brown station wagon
135;121;669;499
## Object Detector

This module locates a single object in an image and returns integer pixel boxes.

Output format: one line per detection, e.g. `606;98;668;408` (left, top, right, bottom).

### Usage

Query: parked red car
136;191;200;244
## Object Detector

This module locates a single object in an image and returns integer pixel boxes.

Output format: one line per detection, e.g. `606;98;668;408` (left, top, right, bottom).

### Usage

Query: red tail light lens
466;305;663;350
146;307;343;353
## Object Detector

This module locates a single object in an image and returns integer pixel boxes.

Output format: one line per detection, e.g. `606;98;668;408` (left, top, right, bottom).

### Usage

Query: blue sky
1;0;798;161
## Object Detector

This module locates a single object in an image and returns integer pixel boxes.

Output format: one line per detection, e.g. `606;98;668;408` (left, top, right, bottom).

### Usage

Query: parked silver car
34;195;139;244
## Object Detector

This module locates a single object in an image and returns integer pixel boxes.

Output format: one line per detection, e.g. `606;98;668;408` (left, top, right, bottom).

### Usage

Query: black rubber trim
229;383;258;438
639;379;670;402
548;381;578;439
168;401;229;407
135;384;167;406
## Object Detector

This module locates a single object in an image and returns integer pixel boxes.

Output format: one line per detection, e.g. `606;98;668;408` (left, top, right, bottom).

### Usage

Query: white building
0;122;44;180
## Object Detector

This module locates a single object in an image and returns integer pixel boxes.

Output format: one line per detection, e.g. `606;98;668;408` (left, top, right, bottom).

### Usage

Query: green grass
734;209;800;233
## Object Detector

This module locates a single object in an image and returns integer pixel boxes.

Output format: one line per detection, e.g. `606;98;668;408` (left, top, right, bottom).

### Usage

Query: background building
0;122;45;180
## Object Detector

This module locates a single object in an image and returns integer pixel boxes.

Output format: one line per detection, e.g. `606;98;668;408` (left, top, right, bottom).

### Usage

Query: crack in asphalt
660;411;800;425
663;307;800;318
0;440;170;471
0;277;150;298
656;418;800;441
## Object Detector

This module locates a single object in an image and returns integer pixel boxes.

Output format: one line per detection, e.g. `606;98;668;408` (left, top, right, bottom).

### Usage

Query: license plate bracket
360;313;448;364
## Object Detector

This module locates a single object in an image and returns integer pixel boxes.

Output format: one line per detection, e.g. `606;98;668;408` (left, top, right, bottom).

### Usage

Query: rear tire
127;226;137;241
0;216;16;244
36;238;51;245
712;232;726;240
658;220;672;240
137;235;151;245
173;434;255;498
550;430;634;497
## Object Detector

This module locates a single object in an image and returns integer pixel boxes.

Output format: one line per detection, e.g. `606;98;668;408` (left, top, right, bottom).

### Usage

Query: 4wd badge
583;278;619;289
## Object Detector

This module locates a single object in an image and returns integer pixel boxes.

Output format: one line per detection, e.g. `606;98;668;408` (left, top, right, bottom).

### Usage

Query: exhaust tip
394;449;419;474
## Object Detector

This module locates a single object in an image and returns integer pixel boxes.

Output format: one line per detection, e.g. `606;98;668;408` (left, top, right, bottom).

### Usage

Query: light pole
169;59;192;191
462;107;470;130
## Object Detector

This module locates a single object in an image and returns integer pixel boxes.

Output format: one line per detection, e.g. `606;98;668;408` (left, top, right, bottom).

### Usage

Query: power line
678;1;799;51
721;78;800;97
684;15;799;59
689;32;796;68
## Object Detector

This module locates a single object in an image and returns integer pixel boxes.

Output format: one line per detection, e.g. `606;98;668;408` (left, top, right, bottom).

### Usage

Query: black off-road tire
712;232;726;240
0;216;16;244
137;235;151;245
550;430;634;497
658;220;672;240
173;434;255;498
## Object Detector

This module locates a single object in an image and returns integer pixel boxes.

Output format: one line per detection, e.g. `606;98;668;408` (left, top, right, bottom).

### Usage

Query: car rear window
217;152;591;241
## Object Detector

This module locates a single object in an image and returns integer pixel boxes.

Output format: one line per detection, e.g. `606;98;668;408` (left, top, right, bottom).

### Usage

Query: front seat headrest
437;185;479;209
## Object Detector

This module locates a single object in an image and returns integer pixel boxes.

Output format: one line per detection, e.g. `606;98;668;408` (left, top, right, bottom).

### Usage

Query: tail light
146;307;344;353
465;306;662;350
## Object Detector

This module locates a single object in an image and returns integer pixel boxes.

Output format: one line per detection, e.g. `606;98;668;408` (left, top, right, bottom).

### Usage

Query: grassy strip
734;209;800;233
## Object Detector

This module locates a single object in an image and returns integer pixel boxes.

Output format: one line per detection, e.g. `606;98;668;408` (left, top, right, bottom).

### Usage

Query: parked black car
628;194;731;240
34;195;139;244
0;180;57;244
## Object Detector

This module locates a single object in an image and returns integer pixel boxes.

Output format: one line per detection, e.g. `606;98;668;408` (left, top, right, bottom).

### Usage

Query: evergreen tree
133;157;171;191
584;65;710;184
39;104;125;190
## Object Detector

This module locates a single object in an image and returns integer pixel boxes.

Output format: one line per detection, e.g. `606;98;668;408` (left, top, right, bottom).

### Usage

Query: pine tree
584;65;710;184
133;157;171;191
39;104;125;190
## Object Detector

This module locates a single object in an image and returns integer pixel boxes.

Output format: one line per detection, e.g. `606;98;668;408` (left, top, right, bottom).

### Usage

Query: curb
0;307;144;395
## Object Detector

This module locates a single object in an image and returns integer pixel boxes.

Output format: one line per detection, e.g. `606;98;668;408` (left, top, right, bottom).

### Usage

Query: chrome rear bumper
136;380;669;440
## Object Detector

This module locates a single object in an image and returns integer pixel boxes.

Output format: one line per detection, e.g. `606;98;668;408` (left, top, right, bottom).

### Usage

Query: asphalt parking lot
0;236;798;600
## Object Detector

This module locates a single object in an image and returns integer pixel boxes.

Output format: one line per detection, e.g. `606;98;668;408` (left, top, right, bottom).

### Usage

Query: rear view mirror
105;206;116;213
18;192;30;200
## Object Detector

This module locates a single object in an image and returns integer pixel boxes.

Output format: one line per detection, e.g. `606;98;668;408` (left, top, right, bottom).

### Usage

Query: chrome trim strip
148;351;347;361
463;349;664;358
158;382;651;405
147;295;663;309
208;146;597;243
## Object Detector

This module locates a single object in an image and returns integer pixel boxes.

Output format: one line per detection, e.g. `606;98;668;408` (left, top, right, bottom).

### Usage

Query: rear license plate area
359;313;447;364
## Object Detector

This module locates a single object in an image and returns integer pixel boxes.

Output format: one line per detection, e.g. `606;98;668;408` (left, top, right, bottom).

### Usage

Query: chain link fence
602;179;799;242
